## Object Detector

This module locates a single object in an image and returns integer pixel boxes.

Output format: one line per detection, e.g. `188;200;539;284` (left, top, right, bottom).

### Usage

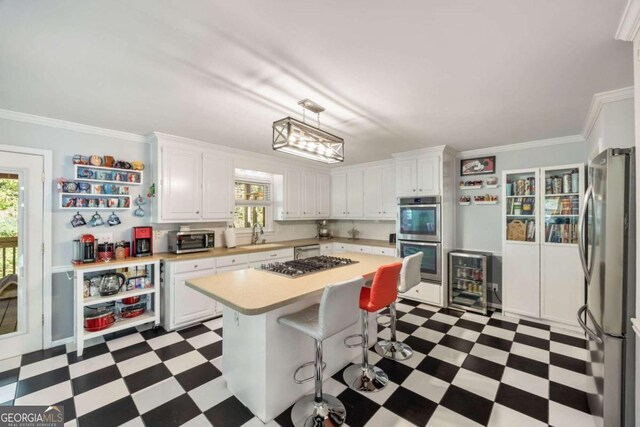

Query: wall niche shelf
74;164;143;186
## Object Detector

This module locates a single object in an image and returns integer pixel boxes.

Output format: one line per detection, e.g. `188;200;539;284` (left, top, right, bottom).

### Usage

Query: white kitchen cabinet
276;169;330;220
417;156;440;195
216;254;249;268
173;269;218;327
301;171;316;218
151;135;235;223
331;173;347;218
381;164;396;219
316;173;331;218
346;171;364;217
363;167;383;218
284;168;302;219
319;243;333;255
370;246;396;257
400;282;442;306
162;260;218;331
396;159;418;196
342;243;372;254
502;164;584;328
160;146;202;221
216;264;248;273
395;155;441;196
202;152;235;220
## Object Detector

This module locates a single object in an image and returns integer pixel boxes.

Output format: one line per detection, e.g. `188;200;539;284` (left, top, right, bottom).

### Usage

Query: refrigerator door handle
578;185;593;284
577;304;603;344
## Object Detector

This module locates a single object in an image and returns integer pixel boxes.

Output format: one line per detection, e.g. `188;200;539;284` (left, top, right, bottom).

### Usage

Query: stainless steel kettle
317;220;331;238
98;273;127;296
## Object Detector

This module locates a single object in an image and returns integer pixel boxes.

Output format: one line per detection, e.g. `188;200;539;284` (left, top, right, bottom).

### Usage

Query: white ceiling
0;0;633;165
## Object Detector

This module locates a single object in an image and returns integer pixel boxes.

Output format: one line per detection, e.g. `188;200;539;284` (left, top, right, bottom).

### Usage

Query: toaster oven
168;230;215;254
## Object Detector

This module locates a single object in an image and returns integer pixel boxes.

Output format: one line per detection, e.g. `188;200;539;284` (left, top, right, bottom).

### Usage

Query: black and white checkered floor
0;300;595;427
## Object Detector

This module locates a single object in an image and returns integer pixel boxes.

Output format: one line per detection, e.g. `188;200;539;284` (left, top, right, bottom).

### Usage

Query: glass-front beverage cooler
448;250;492;315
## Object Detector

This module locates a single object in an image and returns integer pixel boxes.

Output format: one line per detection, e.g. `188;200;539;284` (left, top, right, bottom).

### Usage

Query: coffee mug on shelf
78;182;91;193
89;155;103;166
103;155;115;167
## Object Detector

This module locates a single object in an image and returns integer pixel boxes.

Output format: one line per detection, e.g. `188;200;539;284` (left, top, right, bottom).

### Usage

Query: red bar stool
343;262;402;392
375;252;423;360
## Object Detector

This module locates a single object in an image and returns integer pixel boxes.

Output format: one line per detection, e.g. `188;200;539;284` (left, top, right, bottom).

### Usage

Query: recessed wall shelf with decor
459;184;483;190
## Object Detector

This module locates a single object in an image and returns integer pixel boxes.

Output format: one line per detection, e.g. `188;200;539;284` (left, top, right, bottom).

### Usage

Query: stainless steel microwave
168;230;215;254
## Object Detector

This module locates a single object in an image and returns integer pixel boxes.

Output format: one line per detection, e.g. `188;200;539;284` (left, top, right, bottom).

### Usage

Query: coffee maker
132;226;153;257
316;220;332;240
72;234;96;264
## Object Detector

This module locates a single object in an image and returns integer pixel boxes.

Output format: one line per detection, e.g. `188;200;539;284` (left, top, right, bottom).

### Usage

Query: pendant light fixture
272;99;344;164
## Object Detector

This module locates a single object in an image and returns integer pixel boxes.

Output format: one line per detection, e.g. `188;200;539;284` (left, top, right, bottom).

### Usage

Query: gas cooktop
257;255;358;278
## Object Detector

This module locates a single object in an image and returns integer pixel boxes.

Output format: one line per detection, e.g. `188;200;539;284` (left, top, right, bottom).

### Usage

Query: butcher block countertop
159;237;395;262
185;252;401;315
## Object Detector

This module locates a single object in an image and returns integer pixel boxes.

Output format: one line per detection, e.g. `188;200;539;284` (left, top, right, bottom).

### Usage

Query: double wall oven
397;196;442;283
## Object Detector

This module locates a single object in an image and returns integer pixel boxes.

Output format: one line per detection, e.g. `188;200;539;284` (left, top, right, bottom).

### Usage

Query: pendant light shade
272;99;344;164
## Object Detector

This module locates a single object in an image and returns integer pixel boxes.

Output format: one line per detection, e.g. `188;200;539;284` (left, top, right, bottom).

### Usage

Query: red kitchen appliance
80;234;96;263
132;226;153;257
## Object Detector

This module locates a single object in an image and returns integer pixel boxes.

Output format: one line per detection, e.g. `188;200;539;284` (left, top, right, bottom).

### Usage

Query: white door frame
0;144;52;349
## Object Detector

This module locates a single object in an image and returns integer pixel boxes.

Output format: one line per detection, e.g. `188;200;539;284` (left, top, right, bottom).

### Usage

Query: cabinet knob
412;189;416;192
194;264;198;268
230;211;233;214
343;212;346;214
378;211;381;214
196;210;200;214
286;211;289;214
419;188;422;191
303;211;306;214
232;259;235;263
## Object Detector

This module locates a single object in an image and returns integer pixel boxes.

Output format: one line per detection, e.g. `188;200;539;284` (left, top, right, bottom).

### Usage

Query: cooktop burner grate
257;255;358;278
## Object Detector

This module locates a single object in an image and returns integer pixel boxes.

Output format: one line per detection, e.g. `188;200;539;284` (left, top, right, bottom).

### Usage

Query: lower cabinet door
173;269;217;329
400;282;442;306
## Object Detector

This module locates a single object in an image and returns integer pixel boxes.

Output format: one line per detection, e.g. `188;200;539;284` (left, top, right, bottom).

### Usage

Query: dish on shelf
121;296;141;305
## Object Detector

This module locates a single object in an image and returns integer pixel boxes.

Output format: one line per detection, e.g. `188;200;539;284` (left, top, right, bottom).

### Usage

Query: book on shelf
545;222;578;244
545;196;580;215
506;197;535;215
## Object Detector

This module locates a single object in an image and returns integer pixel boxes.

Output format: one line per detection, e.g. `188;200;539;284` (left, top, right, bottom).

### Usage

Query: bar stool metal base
342;364;389;392
374;339;413;361
290;393;347;427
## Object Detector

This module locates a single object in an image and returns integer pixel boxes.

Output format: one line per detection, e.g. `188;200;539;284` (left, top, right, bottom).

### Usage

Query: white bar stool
375;252;423;360
278;277;364;427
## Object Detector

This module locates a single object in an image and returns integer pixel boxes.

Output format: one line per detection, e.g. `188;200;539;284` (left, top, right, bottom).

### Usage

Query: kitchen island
186;252;401;423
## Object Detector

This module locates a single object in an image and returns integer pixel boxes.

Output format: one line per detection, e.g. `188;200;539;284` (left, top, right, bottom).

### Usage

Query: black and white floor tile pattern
0;301;595;426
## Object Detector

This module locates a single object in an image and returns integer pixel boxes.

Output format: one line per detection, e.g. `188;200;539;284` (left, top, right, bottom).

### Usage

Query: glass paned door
505;170;537;242
542;165;582;244
0;151;44;360
0;173;19;336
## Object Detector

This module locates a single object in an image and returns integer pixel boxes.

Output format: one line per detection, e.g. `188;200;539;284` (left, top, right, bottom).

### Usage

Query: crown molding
616;0;640;41
581;86;634;139
456;134;585;158
0;108;147;143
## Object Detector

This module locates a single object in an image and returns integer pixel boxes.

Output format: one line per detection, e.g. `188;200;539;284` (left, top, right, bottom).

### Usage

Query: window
233;169;273;232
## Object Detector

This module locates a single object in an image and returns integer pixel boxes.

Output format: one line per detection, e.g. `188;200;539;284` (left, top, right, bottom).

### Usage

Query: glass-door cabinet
504;169;539;243
448;250;492;314
541;164;583;244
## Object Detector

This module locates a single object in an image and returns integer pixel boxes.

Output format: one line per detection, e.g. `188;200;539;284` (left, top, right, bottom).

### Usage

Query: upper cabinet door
301;171;316;217
202;153;234;221
284;168;302;218
161;147;202;221
346;171;364;217
396;159;417;196
417;156;440;195
331;173;347;218
382;164;396;218
316;173;331;218
363;167;383;218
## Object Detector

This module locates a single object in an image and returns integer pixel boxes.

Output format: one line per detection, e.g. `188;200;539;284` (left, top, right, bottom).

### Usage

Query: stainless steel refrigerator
577;147;636;427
